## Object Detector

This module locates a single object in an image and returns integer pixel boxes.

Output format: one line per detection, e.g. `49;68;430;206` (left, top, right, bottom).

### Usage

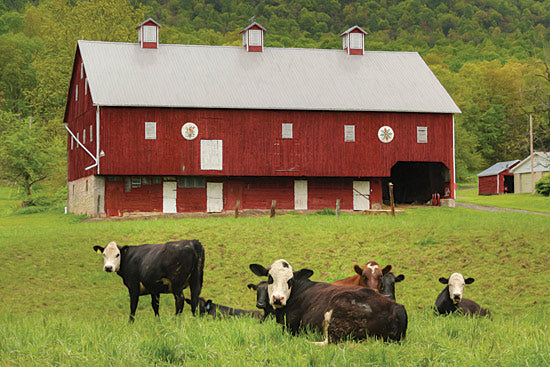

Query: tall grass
0;203;549;365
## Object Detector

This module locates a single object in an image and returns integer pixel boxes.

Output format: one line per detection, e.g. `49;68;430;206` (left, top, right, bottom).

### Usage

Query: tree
0;111;58;206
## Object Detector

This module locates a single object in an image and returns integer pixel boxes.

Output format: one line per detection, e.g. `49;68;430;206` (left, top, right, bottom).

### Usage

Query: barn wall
478;175;497;195
101;176;382;215
91;108;454;185
67;175;105;216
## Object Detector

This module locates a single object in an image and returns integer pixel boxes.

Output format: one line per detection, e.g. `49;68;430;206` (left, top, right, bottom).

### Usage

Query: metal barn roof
477;160;520;177
77;40;461;113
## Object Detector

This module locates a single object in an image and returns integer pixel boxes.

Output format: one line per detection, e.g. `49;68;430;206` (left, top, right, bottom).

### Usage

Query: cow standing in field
185;297;262;319
250;259;408;344
332;261;392;292
380;272;405;301
93;239;205;322
435;273;491;317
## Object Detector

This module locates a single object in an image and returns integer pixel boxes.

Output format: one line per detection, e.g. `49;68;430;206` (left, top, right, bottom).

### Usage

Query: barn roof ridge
73;39;461;114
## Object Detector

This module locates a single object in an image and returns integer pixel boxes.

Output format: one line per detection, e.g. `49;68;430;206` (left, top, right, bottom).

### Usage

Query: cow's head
439;273;475;304
93;241;127;273
248;281;269;310
249;259;313;308
380;272;405;300
354;261;392;291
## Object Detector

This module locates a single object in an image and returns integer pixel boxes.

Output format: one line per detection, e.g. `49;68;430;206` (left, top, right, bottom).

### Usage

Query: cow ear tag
96;249;102;254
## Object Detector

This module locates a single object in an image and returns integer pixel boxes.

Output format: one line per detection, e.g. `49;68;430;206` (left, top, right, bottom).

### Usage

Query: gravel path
456;202;550;216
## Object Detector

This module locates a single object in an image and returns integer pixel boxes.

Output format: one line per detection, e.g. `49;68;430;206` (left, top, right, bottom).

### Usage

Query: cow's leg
151;294;160;317
314;309;333;346
128;288;140;323
172;286;185;316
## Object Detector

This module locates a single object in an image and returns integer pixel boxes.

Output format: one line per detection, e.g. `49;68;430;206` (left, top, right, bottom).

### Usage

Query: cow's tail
188;239;205;316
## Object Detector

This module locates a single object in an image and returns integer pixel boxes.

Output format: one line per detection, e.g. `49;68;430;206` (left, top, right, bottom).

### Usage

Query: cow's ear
247;283;258;291
395;274;405;282
465;277;475;284
382;264;392;275
439;277;448;284
93;246;104;254
249;264;268;277
120;245;129;254
294;268;314;280
354;265;363;276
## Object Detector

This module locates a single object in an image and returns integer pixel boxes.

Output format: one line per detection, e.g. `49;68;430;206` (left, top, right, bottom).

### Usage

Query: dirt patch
456;202;550;216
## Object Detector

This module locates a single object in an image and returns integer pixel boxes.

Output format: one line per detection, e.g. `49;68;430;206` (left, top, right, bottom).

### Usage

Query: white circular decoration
378;126;394;143
181;122;198;140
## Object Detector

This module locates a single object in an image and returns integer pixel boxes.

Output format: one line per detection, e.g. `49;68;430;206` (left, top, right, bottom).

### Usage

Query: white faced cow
93;239;205;322
250;259;408;344
435;272;491;317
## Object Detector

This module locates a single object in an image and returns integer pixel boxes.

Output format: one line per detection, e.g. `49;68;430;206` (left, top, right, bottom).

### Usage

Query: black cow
247;281;276;322
93;240;205;322
185;297;262;319
250;259;408;344
435;272;491;317
380;272;405;301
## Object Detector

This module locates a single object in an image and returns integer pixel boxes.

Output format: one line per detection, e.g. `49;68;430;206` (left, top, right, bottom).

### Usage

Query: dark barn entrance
503;175;514;193
384;162;451;204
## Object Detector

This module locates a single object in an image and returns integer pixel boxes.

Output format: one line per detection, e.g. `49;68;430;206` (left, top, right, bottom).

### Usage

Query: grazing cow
185;297;262;319
332;261;392;292
435;273;491;317
93;239;205;322
380;272;405;301
250;259;407;344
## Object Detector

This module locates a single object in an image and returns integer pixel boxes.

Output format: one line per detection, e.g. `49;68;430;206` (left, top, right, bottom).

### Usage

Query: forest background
0;0;549;207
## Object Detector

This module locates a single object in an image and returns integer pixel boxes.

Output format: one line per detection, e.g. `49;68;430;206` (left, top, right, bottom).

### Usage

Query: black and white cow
250;259;408;344
380;272;405;301
93;239;205;322
435;273;491;317
185;297;262;319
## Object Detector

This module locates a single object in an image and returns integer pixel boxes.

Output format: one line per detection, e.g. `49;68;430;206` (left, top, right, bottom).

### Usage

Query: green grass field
0;187;549;366
456;187;550;213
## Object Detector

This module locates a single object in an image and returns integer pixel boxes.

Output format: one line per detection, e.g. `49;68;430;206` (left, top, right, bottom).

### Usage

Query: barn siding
87;108;453;184
478;175;497;195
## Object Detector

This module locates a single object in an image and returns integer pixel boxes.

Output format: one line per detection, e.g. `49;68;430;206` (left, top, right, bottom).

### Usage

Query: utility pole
530;114;534;196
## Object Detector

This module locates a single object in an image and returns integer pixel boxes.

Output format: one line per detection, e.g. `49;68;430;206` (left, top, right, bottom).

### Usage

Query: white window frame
145;122;157;140
143;25;157;43
282;123;293;139
417;126;428;143
344;125;355;142
249;29;262;46
349;32;363;50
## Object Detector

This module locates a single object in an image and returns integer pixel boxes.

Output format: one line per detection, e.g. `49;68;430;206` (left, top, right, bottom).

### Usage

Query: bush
535;175;550;196
316;208;335;215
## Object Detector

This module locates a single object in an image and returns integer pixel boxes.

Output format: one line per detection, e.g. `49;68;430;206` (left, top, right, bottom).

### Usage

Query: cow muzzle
452;294;461;304
104;265;114;272
272;295;286;307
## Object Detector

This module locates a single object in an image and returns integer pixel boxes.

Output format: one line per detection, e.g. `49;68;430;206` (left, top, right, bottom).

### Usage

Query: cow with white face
250;259;296;308
100;241;122;273
435;272;491;317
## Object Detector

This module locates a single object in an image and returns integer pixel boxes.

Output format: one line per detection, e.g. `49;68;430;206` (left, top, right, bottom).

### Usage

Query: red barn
64;20;461;217
477;160;520;195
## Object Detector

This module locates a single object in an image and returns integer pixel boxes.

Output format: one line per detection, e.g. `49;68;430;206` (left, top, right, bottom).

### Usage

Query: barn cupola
340;26;368;55
136;18;161;49
240;22;266;52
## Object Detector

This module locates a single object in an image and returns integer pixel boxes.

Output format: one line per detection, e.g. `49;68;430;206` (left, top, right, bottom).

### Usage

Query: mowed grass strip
457;187;550;213
0;206;548;365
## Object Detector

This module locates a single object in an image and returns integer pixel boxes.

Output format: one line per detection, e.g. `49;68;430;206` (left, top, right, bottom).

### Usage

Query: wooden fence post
336;199;340;217
234;200;240;218
270;200;276;218
388;182;395;217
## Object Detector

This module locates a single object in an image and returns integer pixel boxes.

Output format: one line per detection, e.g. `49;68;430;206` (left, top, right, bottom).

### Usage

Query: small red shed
64;20;460;217
477;160;520;195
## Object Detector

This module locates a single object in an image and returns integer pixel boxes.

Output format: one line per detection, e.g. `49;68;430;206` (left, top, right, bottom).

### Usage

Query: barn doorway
384;162;450;204
503;175;514;193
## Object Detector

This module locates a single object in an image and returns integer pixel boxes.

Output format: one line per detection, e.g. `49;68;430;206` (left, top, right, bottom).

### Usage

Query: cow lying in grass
332;261;392;292
93;239;204;322
435;273;491;317
250;259;408;344
185;297;262;319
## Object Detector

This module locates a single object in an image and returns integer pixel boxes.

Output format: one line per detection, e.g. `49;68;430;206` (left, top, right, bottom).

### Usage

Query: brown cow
332;261;392;291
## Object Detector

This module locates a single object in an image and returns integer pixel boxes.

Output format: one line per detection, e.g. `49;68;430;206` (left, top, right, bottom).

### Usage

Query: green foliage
535;175;550;196
316;207;335;215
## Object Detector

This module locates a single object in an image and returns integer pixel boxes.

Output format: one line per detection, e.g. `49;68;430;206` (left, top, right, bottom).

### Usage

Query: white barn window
83;129;86;144
282;123;293;139
349;33;362;50
344;125;355;142
145;122;157;140
417;126;428;143
201;140;223;170
75;85;78;101
249;29;261;46
143;25;157;43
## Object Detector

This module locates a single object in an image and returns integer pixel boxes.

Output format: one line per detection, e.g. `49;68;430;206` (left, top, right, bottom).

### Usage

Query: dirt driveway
456;202;550;216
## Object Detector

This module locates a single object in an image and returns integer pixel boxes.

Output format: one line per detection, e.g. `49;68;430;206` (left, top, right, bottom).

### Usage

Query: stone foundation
440;198;455;208
67;175;105;217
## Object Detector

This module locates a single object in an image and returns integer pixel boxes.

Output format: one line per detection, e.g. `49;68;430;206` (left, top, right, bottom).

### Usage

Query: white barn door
207;182;223;213
163;181;177;213
353;181;370;210
294;180;308;210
